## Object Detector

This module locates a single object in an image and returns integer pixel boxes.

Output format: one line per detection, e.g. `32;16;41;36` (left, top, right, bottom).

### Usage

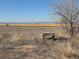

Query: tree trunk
70;22;74;39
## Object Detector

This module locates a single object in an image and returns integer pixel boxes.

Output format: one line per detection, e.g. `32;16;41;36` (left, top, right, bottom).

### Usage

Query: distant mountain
0;21;59;24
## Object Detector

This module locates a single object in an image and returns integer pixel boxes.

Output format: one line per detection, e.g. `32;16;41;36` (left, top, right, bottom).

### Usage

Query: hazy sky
0;0;57;22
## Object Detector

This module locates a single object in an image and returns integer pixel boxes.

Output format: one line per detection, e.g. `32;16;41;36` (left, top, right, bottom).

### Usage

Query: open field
0;24;64;27
0;26;79;59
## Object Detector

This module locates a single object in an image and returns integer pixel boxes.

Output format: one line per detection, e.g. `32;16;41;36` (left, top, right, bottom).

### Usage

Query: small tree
53;0;79;38
6;24;9;26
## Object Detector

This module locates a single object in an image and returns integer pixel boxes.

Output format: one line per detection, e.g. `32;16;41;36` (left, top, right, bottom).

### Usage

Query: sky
0;0;57;22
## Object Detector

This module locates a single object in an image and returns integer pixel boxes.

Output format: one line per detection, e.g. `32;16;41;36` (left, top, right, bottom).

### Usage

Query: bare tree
54;0;79;38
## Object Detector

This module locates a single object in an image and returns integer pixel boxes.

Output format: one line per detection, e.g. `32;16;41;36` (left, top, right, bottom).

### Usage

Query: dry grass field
0;25;79;59
0;24;64;27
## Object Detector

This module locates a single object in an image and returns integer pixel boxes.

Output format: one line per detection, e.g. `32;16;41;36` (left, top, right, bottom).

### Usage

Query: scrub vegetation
0;26;79;59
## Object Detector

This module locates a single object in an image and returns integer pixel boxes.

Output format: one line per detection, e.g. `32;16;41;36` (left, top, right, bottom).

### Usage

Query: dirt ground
0;26;78;59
